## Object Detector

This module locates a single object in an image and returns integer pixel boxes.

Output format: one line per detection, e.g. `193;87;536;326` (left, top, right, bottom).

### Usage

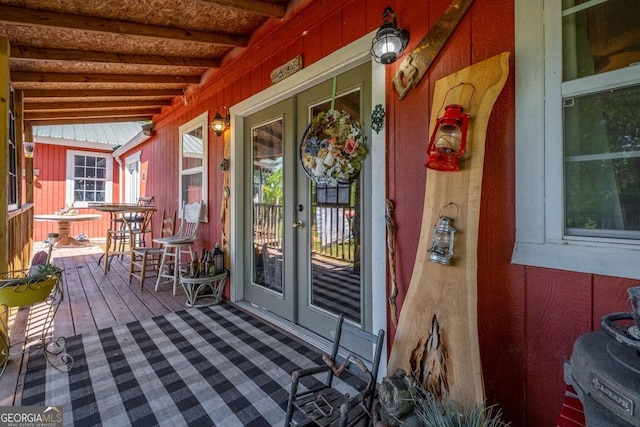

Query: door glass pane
308;91;362;323
252;119;284;294
564;85;640;238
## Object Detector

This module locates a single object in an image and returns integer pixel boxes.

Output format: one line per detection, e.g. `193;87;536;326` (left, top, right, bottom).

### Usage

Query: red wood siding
32;144;118;242
86;1;640;425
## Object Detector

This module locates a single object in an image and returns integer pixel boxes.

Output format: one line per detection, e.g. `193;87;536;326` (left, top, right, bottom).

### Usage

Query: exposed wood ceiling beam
196;0;286;17
10;46;221;69
25;108;161;120
21;89;184;98
0;5;249;47
12;72;201;84
28;116;154;126
24;100;172;111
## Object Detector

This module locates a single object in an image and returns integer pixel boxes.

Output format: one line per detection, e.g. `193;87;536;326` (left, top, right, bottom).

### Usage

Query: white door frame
229;31;387;366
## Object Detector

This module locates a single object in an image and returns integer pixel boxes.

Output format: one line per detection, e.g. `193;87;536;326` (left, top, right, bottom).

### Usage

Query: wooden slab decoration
388;52;510;407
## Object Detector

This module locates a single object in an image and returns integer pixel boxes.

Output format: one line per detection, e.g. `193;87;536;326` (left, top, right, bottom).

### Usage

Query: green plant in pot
0;242;62;308
376;370;510;427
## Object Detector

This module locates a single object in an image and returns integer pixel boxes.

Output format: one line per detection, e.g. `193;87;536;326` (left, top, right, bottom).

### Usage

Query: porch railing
253;203;356;263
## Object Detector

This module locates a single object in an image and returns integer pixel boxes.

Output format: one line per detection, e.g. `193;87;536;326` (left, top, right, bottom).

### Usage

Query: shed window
66;150;113;208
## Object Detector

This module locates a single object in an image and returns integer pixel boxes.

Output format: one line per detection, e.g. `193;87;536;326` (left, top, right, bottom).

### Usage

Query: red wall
115;0;640;425
32;144;117;242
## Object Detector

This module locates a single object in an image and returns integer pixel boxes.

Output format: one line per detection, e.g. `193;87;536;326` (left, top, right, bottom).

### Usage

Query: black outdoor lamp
210;106;230;137
370;6;410;64
213;242;225;275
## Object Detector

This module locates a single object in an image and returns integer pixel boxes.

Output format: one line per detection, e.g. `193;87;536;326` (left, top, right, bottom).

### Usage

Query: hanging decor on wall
299;77;367;185
371;104;386;134
299;110;367;184
388;52;510;409
270;55;303;84
385;199;399;327
427;202;458;265
392;0;475;100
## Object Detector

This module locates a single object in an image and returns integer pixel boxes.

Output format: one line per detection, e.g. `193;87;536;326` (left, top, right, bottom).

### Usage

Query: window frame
7;85;18;211
65;150;113;208
178;111;208;221
512;0;640;280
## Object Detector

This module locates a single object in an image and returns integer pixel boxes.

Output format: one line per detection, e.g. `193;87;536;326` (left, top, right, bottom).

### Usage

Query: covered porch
0;244;365;425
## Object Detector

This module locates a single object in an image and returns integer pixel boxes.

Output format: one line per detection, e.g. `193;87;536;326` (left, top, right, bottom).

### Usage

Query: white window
513;0;640;280
178;112;208;221
66;150;113;208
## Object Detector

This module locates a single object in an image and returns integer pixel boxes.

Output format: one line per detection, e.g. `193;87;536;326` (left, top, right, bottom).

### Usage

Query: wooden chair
285;315;385;427
128;209;174;290
153;201;204;295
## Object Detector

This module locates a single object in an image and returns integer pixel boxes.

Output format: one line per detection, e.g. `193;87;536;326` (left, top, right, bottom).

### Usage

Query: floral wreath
299;109;367;185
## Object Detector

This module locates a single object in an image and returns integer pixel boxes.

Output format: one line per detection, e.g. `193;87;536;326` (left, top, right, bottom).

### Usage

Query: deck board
1;242;192;405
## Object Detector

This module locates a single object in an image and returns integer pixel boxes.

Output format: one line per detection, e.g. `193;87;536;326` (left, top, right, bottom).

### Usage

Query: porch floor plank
1;244;196;406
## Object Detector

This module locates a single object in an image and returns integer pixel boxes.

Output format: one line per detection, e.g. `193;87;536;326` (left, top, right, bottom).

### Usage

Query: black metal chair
285;315;385;426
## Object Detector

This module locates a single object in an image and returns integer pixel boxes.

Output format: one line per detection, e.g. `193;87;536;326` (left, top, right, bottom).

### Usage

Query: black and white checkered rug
21;304;360;426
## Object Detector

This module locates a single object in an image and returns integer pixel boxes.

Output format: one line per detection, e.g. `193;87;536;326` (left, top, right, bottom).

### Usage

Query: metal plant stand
180;270;228;308
0;269;74;378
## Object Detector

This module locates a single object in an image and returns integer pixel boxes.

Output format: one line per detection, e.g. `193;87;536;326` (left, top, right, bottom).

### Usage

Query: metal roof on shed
33;122;144;146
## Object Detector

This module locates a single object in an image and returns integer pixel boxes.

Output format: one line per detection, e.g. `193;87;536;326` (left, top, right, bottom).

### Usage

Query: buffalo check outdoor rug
21;303;361;426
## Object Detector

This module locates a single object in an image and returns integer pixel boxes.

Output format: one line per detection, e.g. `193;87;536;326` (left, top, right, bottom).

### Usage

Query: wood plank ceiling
0;0;291;125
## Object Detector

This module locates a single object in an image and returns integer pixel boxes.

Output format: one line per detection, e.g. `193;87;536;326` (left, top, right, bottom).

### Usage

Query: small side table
180;270;228;308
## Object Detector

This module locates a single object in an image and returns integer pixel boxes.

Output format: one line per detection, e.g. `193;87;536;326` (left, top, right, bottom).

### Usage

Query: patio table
89;203;156;273
34;213;101;247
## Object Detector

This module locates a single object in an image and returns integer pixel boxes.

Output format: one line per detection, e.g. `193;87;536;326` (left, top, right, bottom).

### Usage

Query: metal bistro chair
285;315;385;427
128;209;174;290
153;201;204;295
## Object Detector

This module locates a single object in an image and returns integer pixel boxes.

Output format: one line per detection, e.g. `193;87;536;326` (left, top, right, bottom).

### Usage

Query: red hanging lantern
425;104;470;171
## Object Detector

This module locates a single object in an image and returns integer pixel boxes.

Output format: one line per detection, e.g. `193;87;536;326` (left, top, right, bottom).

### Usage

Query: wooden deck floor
0;241;189;406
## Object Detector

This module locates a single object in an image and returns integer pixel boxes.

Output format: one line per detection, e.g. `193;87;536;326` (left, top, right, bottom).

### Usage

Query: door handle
292;220;304;229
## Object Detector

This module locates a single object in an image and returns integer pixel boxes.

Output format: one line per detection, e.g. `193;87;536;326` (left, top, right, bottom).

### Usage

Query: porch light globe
210;113;226;136
370;7;409;65
371;27;407;64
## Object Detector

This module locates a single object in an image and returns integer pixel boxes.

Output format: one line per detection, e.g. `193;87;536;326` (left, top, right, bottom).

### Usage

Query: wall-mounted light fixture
210;106;230;137
370;6;410;64
425;104;469;171
428;203;458;266
23;142;35;158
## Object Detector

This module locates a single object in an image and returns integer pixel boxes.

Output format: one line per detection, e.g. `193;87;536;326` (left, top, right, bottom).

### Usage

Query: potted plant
0;264;62;308
376;370;510;426
0;248;62;308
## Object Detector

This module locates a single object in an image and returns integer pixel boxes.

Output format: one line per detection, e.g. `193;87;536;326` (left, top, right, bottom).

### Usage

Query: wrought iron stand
0;270;74;378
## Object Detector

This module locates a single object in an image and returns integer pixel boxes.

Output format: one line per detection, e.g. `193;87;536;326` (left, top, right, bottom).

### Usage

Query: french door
243;62;372;355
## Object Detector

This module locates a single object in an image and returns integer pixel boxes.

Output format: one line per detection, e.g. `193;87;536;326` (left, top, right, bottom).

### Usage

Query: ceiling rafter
11;45;221;69
196;0;286;17
28;116;155;126
25;108;161;120
20;89;184;98
0;5;249;47
24;100;173;111
12;72;201;85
